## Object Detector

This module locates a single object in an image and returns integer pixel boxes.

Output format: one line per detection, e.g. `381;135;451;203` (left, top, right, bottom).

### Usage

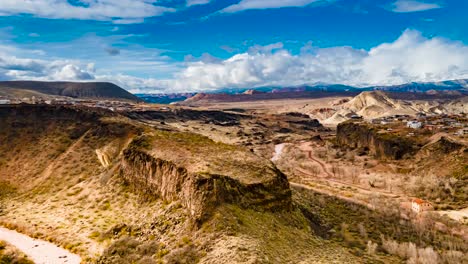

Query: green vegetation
151;130;239;152
97;236;168;264
128;135;153;150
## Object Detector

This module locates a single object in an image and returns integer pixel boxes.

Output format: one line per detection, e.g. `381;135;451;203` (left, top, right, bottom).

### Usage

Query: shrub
0;241;34;264
163;245;199;264
99;237;164;264
381;236;442;264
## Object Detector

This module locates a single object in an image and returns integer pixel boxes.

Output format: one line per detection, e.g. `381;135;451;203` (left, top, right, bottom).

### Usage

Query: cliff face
336;122;420;160
119;135;292;223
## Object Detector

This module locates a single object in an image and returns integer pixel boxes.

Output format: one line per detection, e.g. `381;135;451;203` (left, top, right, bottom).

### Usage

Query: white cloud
2;30;468;93
391;0;442;13
187;0;212;7
0;43;95;81
221;0;322;13
0;0;174;23
51;64;95;80
154;30;468;92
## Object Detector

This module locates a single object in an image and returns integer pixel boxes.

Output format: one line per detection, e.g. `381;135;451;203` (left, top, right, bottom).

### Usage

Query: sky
0;0;467;93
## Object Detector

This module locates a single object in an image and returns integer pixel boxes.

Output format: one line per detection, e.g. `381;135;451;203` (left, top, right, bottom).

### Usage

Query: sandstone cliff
120;132;292;224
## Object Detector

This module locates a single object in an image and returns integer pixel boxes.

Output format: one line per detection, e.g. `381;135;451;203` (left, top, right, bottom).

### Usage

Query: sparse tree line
379;236;465;264
295;188;467;264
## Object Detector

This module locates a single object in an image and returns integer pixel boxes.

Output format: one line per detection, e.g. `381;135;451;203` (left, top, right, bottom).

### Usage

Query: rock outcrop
336;122;421;160
119;133;292;224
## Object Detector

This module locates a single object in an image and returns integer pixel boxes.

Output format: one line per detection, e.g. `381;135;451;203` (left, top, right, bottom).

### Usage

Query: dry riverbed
0;227;81;264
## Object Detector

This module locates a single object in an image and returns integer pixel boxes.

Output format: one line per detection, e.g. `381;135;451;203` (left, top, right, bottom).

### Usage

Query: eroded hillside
0;105;371;263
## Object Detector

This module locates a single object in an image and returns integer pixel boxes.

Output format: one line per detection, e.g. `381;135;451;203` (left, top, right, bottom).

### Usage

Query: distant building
407;120;422;129
412;199;433;213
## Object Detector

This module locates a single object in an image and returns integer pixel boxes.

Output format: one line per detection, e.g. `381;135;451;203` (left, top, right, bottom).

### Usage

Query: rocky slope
322;91;467;125
0;104;367;263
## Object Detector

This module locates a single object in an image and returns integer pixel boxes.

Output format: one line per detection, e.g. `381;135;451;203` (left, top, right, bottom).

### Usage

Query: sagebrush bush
163;245;199;264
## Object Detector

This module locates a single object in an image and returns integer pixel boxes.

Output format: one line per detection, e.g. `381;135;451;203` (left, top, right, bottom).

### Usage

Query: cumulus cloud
50;64;95;80
2;30;468;93
156;30;468;91
391;0;442;13
0;46;96;81
0;0;174;23
221;0;323;13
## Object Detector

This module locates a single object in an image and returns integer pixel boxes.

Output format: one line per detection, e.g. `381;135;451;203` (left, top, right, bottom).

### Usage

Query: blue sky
0;0;467;93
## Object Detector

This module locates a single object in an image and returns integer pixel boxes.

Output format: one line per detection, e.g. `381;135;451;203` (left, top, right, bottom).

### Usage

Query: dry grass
0;240;34;264
139;131;279;184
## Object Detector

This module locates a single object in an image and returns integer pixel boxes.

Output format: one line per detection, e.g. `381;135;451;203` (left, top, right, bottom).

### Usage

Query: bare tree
331;164;340;179
310;165;320;177
366;240;378;255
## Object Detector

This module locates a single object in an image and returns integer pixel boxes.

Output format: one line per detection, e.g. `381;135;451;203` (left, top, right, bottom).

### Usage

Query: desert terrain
0;85;467;263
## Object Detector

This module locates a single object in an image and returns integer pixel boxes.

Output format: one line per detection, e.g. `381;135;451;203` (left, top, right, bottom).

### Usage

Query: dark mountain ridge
0;81;141;102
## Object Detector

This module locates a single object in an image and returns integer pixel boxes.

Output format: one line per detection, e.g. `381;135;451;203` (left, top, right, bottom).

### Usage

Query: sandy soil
0;227;81;264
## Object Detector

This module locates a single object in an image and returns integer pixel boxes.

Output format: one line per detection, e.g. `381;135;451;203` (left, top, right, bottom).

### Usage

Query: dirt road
306;150;332;177
0;227;81;264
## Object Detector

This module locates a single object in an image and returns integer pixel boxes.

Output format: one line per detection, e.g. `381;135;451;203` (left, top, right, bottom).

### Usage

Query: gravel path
0;227;81;264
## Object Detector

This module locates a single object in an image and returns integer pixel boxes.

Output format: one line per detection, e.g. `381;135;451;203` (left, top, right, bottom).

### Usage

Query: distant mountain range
218;79;468;94
1;79;467;105
0;81;141;102
137;79;468;104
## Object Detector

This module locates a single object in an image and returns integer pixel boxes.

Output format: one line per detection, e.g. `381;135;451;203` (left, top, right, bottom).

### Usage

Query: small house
411;199;433;213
